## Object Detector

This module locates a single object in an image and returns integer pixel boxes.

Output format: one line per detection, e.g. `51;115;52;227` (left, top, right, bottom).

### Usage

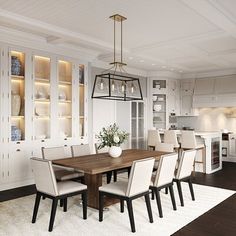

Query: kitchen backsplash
177;107;236;132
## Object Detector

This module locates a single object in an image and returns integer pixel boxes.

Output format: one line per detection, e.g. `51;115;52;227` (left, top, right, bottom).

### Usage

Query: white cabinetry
179;79;197;116
0;43;88;191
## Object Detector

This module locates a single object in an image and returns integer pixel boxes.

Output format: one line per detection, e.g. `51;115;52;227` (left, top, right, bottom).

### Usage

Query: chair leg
176;180;184;206
169;185;177;211
106;171;112;184
48;198;58;232
120;199;124;213
99;192;104;222
127;167;131;177
82;191;87;219
188;178;195;201
60;199;63;207
165;187;168;194
151;189;155;200
113;170;117;182
144;194;153;223
63;198;67;212
32;192;41;223
126;199;136;233
154;189;163;218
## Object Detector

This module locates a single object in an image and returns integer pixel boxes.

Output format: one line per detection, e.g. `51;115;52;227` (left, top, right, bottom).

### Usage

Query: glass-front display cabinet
10;50;25;141
152;94;166;129
58;60;72;139
33;55;51;140
79;64;85;138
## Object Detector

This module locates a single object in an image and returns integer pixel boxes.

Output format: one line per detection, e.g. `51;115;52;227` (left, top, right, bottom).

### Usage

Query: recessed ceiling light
161;65;166;69
140;60;144;62
170;68;174;71
128;56;133;60
179;70;183;73
151;63;156;66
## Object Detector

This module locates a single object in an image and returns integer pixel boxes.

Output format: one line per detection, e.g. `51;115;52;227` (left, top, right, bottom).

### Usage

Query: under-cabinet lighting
11;116;24;119
34;55;50;61
34;100;50;104
58;60;70;64
11;51;23;55
35;82;50;86
11;79;24;83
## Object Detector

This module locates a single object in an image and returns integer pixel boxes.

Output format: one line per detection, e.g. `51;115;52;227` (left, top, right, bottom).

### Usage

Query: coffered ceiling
0;0;236;74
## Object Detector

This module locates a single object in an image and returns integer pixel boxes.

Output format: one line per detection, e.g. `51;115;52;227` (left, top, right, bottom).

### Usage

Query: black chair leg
48;198;58;232
165;187;168;194
169;185;177;211
188;179;195;201
63;198;67;212
120;199;124;213
82;191;87;219
99;192;104;222
154;189;163;218
32;192;41;223
151;189;155;200
106;171;112;184
126;199;136;233
127;167;131;177
60;199;63;207
144;194;153;223
113;170;117;182
176;180;184;206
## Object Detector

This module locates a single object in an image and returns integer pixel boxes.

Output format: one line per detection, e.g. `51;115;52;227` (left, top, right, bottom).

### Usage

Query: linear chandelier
92;14;143;101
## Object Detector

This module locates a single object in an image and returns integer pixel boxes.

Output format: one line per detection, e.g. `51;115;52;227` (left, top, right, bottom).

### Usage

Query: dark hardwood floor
173;162;236;236
0;162;236;235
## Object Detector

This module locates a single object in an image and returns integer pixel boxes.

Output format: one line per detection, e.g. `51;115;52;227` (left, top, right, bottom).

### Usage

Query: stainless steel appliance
229;133;236;156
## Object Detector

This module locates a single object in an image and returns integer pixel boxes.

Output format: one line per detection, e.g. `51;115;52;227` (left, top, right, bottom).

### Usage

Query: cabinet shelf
58;116;72;119
35;99;50;103
11;116;24;119
35;78;50;84
11;75;24;81
34;116;50;119
59;81;72;86
79;83;85;87
58;100;71;104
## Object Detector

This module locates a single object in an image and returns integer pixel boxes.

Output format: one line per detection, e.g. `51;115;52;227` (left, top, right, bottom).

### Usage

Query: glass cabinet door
58;60;72;138
10;50;25;141
152;94;166;129
79;64;85;137
33;55;51;140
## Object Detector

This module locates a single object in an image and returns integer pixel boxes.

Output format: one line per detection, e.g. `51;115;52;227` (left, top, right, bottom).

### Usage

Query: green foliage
96;123;129;149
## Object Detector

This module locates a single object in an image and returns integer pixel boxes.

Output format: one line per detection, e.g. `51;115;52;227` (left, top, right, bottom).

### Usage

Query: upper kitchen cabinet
152;79;167;94
33;54;51;141
167;79;180;116
179;79;198;116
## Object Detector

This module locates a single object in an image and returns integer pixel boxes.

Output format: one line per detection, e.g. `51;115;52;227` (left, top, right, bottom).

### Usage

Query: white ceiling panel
0;0;236;74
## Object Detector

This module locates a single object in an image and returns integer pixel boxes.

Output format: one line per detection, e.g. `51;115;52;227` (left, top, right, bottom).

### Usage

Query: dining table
53;149;168;209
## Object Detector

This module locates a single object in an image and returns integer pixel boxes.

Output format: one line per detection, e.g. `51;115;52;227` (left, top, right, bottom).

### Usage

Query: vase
109;146;122;158
11;56;21;76
11;93;21;116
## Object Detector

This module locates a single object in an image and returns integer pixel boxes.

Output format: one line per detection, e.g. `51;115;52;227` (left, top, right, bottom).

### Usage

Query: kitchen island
159;130;222;174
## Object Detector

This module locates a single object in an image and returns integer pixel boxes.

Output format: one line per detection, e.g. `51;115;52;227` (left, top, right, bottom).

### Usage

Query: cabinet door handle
64;145;67;147
16;141;20;144
16;149;21;152
41;140;45;142
64;138;67;141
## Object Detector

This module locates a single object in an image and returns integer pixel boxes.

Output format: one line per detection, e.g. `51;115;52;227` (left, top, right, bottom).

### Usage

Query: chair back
31;157;58;196
95;143;109;154
126;158;155;197
155;142;174;152
164;130;179;148
41;146;65;160
147;129;161;147
71;144;91;157
176;150;197;179
181;131;197;149
153;153;178;187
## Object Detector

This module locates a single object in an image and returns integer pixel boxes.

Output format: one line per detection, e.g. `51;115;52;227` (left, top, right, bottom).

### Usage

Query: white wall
177;108;236;132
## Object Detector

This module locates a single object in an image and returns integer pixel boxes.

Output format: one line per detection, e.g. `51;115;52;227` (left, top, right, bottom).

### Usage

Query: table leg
84;173;102;209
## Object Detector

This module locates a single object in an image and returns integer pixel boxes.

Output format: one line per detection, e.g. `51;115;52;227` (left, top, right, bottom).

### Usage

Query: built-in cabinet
0;44;88;191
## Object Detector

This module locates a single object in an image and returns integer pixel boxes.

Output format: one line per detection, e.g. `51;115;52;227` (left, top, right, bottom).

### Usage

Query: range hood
193;75;236;108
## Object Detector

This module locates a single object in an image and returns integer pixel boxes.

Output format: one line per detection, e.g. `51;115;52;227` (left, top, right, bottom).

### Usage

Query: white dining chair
174;149;197;206
150;153;178;218
99;158;155;233
147;129;161;150
31;157;87;232
71;144;91;157
42;146;82;181
164;130;180;149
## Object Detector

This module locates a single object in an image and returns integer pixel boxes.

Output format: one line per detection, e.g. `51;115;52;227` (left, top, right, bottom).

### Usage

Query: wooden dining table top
52;149;169;175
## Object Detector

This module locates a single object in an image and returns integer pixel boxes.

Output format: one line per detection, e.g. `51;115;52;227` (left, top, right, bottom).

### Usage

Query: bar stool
147;129;161;150
164;130;180;153
181;131;206;173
